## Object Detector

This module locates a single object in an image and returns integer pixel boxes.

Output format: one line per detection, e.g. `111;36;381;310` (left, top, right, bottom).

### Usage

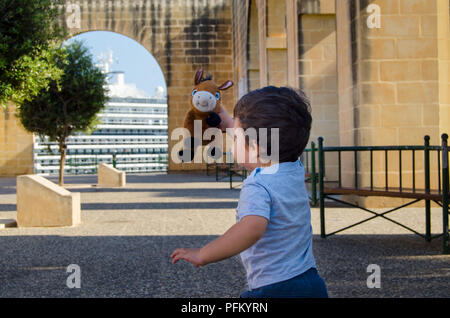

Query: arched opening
33;31;169;176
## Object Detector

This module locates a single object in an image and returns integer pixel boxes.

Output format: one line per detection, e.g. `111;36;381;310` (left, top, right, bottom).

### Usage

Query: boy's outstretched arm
218;105;234;131
171;215;268;267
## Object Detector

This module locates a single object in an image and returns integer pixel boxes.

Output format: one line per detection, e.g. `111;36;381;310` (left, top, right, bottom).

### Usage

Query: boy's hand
171;248;205;267
171;216;267;268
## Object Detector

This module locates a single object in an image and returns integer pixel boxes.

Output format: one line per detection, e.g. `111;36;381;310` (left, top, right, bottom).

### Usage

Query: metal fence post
311;141;317;206
441;134;449;254
424;135;431;242
318;137;326;238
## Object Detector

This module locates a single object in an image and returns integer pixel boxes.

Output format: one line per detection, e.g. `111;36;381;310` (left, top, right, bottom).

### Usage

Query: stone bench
0;219;17;229
98;164;126;188
17;175;81;227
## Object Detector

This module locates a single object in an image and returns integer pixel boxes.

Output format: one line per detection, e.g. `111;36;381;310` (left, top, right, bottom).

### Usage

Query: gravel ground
0;173;448;298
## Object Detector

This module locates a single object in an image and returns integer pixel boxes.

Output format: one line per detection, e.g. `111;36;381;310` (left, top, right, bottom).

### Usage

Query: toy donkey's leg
178;137;200;162
207;135;222;159
204;113;222;159
208;145;219;158
178;111;200;163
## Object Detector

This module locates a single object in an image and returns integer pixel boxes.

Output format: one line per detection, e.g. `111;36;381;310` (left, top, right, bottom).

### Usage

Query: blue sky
65;31;166;98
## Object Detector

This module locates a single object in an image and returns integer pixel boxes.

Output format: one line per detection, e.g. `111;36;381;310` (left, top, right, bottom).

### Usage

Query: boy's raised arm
218;105;234;131
171;215;268;267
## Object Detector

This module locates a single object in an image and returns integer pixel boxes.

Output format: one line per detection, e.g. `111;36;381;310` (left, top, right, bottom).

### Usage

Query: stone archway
58;0;235;172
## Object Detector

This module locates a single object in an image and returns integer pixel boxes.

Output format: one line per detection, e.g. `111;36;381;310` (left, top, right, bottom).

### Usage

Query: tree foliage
18;41;109;185
0;0;66;107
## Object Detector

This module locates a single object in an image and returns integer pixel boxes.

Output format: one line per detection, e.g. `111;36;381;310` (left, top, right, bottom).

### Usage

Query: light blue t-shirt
236;160;316;290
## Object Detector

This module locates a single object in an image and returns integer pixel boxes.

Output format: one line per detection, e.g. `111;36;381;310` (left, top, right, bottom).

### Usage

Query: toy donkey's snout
192;90;217;112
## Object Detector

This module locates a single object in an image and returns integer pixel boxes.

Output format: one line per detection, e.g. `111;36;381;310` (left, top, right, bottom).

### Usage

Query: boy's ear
218;80;233;91
195;68;203;85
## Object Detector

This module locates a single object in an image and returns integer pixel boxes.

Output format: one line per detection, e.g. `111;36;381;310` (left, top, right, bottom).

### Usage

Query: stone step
0;219;17;229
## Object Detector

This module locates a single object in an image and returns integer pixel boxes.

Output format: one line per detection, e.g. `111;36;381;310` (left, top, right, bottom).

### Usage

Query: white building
34;61;168;175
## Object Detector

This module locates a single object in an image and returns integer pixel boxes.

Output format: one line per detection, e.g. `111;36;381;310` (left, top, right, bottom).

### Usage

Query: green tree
18;41;109;186
0;0;66;107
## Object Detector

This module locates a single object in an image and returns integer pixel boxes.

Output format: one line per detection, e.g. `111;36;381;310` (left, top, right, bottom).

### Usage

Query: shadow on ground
313;234;449;297
81;201;239;210
43;174;235;185
0;234;246;298
0;233;448;298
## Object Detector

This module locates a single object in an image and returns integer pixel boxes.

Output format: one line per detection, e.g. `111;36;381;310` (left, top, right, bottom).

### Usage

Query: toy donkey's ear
195;68;203;85
218;80;233;91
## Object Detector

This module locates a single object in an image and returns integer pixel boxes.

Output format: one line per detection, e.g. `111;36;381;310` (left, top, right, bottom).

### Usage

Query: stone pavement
0;173;448;298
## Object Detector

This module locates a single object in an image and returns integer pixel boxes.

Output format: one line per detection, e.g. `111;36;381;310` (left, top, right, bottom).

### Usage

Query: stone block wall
0;103;34;177
232;0;250;100
59;0;235;172
232;0;339;179
1;1;236;177
298;7;339;181
336;0;450;207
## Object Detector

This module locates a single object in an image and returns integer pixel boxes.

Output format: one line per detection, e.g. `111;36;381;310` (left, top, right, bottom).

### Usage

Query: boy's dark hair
233;86;312;163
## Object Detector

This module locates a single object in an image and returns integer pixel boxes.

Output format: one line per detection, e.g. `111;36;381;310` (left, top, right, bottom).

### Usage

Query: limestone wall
1;1;236;176
336;0;450;207
232;0;449;208
298;5;339;181
0;103;34;177
232;0;339;179
60;0;235;172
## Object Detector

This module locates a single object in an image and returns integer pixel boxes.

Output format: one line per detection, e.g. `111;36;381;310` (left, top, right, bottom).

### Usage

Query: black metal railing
317;136;446;194
310;134;449;254
207;152;248;189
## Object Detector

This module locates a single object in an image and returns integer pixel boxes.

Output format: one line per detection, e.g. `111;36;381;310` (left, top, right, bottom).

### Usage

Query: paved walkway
0;173;448;298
